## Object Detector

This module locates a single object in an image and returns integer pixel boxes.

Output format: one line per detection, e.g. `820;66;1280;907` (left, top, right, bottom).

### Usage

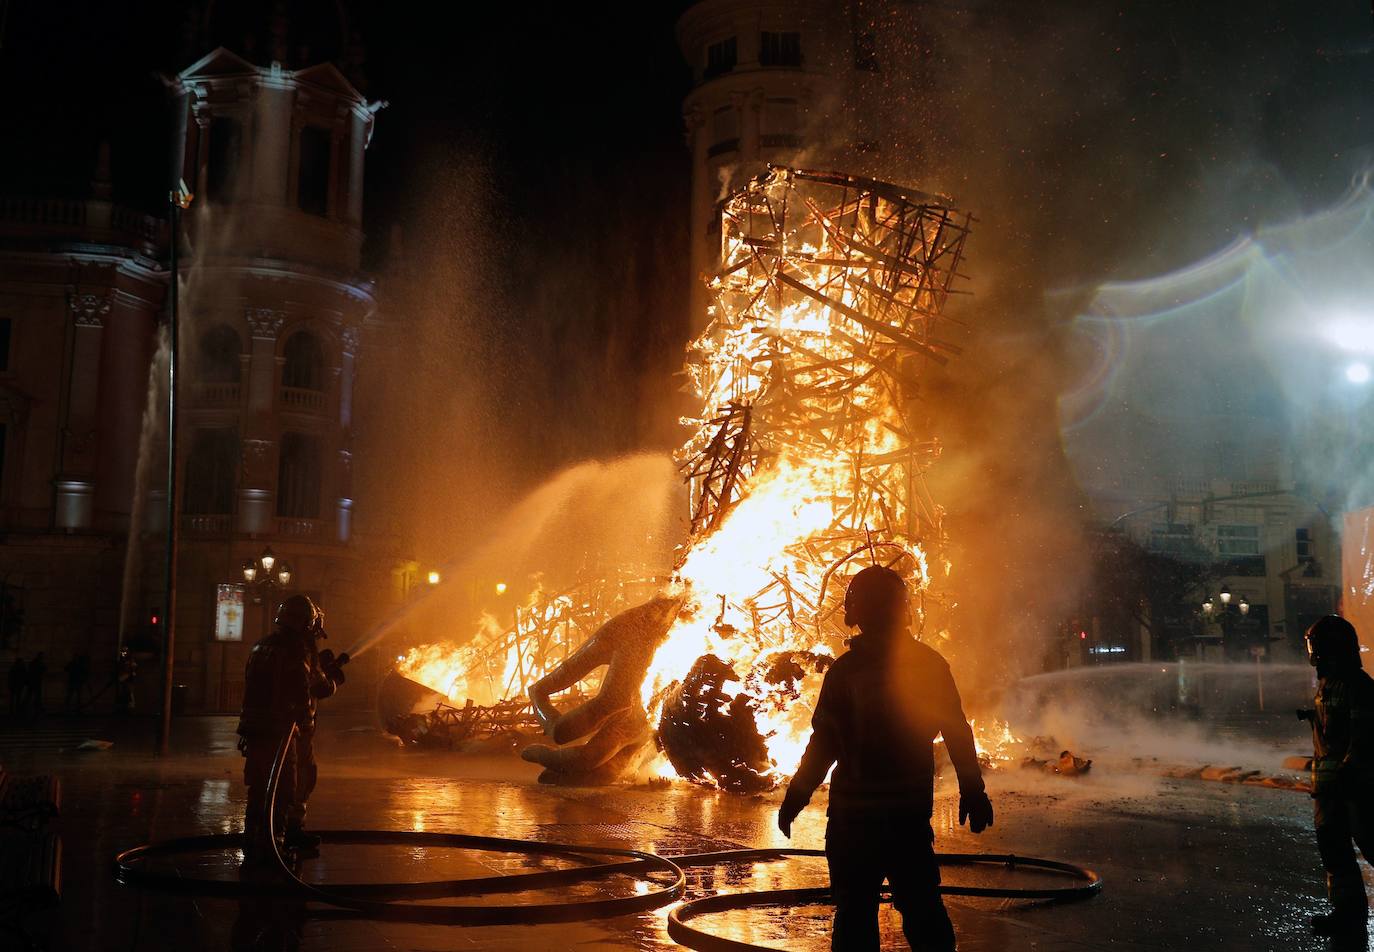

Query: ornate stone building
0;153;167;699
152;48;384;711
677;0;911;327
0;40;393;712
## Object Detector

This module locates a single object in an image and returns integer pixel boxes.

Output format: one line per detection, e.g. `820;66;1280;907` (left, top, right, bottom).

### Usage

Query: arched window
198;324;242;383
282;331;325;391
277;432;321;519
184;427;238;515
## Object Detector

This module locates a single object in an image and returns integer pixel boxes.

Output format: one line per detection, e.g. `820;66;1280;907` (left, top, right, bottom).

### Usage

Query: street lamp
242;547;292;588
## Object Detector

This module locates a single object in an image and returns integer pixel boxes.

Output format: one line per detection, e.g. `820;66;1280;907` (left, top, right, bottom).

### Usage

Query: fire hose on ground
112;724;1102;949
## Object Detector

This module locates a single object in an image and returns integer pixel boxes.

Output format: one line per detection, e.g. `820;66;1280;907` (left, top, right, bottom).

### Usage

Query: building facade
676;0;850;326
0;153;167;701
0;44;397;713
1075;436;1340;664
151;48;384;711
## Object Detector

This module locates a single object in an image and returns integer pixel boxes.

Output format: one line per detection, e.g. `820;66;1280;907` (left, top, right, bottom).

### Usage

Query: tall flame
641;168;974;781
398;168;990;785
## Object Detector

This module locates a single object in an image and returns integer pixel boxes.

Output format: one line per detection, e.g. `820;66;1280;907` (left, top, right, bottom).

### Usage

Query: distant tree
1086;529;1218;660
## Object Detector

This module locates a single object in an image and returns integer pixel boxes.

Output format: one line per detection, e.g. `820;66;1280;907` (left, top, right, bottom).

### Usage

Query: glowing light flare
1324;316;1374;355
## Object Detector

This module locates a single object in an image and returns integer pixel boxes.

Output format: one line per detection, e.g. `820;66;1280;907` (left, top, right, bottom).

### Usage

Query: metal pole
158;191;186;755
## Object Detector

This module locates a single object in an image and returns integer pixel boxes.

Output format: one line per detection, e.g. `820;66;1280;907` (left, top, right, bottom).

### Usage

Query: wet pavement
0;709;1362;951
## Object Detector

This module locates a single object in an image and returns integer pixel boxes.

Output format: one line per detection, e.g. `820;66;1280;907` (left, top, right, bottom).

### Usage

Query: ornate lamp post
242;547;294;591
1202;585;1264;708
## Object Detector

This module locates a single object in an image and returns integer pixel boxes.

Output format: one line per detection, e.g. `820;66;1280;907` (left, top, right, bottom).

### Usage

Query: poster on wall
215;584;245;642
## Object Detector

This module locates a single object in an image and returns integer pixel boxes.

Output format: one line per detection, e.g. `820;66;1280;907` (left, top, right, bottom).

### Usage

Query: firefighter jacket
783;632;984;818
1312;668;1374;796
236;629;337;740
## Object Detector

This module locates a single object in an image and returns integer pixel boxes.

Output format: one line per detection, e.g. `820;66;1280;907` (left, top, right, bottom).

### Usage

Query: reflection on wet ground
0;710;1361;950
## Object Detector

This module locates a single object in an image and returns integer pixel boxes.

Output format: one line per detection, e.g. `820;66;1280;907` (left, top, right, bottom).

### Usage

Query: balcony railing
193;381;242;407
0;195;166;257
184;513;232;535
275;517;323;539
280;387;326;413
760;134;803;150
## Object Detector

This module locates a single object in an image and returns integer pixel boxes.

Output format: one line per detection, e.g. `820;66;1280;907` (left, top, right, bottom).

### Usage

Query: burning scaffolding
392;167;977;787
395;572;660;708
642;167;974;785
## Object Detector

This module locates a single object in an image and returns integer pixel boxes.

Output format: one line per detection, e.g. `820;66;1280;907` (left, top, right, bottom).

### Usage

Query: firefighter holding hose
1302;615;1374;944
778;565;993;952
237;594;348;869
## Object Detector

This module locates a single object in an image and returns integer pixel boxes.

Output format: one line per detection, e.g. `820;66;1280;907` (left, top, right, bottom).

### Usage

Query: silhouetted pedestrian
27;651;46;714
1303;615;1374;947
7;656;26;715
64;650;91;711
778;566;993;952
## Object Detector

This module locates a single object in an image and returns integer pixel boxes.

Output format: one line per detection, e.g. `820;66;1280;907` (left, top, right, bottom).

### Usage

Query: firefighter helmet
1305;615;1361;671
274;594;319;635
843;565;908;629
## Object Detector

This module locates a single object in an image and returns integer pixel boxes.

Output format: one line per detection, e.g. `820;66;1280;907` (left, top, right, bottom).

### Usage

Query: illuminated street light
495;581;508;595
1202;596;1214;615
1239;598;1250;616
1219;587;1231;605
427;570;441;585
242;547;292;588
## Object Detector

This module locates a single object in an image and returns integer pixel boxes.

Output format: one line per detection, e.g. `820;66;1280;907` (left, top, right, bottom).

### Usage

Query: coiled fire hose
113;724;1101;946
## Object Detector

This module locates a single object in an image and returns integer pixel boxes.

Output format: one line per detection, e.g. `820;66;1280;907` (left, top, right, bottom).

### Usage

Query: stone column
94;293;158;527
244;307;284;412
254;71;294;206
336;325;359;542
326;121;344;220
238;307;285;534
286;114;303;209
347;110;368;226
56;291;110;530
192;107;211;207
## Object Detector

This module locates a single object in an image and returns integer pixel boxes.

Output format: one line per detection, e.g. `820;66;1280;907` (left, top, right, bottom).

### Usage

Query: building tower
676;0;853;327
157;48;382;710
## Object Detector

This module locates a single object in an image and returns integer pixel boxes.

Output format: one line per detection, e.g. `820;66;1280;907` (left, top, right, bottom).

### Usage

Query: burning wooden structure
643;167;974;787
389;168;978;788
393;571;660;709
